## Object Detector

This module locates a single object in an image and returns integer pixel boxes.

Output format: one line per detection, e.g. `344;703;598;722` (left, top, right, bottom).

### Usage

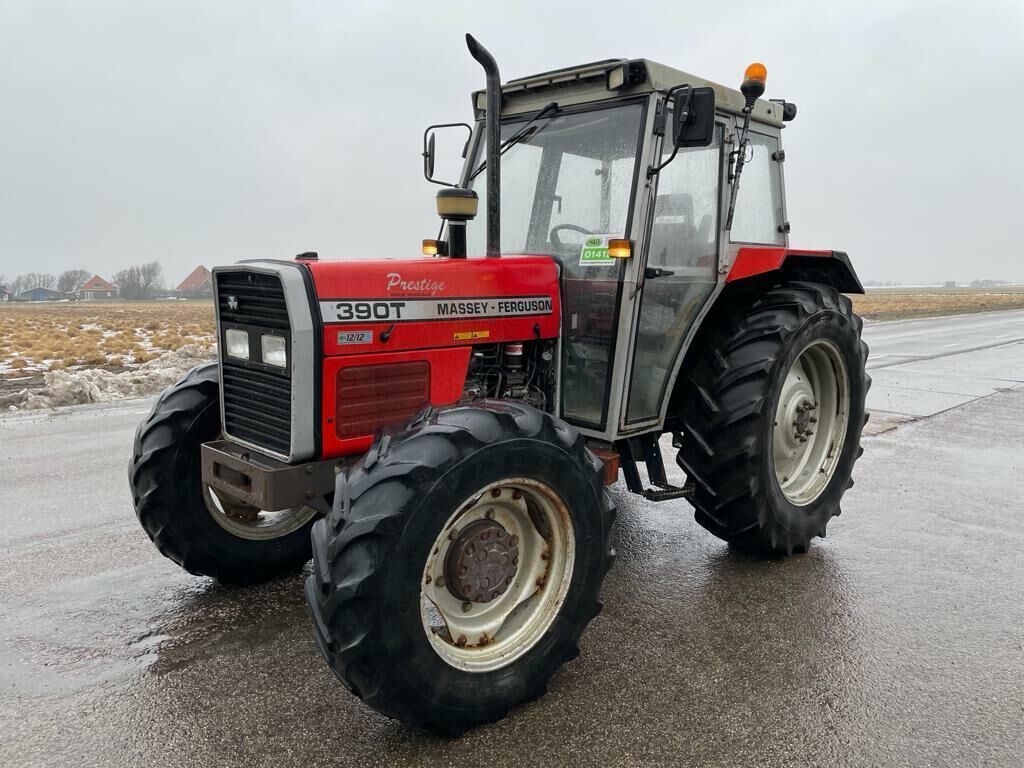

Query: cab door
623;122;725;426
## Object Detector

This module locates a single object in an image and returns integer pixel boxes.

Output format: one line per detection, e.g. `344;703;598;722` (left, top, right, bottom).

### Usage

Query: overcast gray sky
1;0;1022;286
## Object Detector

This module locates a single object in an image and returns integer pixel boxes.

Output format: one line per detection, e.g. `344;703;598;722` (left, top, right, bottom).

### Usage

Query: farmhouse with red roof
76;274;118;301
176;266;213;298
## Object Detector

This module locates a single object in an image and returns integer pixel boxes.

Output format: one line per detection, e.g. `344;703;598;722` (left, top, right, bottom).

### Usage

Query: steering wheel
550;224;594;247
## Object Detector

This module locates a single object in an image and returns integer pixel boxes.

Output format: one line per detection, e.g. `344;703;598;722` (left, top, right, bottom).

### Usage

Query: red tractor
129;36;868;732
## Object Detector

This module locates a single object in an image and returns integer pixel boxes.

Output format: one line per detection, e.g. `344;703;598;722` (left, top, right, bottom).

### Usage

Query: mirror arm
422;122;472;188
647;143;680;178
647;85;692;178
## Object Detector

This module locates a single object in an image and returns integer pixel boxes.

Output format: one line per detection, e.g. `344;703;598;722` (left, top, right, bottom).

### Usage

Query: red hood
302;254;562;357
304;254;558;301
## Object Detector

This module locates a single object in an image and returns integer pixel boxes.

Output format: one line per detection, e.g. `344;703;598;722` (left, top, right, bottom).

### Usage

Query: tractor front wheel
129;363;319;584
675;280;869;555
306;402;614;733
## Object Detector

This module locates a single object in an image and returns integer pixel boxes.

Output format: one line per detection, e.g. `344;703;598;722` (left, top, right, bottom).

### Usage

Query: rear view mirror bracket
422;122;473;187
647;85;716;178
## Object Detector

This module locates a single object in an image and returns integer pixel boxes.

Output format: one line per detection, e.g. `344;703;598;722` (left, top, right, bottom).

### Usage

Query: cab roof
473;58;786;128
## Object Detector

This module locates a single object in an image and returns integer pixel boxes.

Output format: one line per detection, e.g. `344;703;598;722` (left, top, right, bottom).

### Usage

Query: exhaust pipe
466;34;500;258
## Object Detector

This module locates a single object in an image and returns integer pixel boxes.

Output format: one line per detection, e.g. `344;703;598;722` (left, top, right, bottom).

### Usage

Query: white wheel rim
772;339;850;506
203;485;317;541
420;478;576;673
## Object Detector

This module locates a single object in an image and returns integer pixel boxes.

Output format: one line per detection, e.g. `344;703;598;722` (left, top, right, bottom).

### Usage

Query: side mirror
422;122;473;187
424;133;436;179
672;86;715;148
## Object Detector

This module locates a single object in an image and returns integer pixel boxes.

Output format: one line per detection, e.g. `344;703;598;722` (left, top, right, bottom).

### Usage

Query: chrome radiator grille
216;270;292;458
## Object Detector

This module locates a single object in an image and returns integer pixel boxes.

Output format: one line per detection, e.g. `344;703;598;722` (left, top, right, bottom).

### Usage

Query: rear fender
661;247;862;433
726;248;864;294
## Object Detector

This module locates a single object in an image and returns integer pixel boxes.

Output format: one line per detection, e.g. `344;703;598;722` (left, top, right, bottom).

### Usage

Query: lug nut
461;602;472;613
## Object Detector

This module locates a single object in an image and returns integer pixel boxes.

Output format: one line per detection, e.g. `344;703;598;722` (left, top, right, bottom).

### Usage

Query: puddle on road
0;562;312;695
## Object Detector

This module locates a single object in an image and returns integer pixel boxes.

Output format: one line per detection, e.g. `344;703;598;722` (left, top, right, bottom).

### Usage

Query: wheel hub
445;519;520;603
792;399;817;441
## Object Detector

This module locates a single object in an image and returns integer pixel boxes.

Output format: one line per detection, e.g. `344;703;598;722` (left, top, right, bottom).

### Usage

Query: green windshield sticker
579;235;615;266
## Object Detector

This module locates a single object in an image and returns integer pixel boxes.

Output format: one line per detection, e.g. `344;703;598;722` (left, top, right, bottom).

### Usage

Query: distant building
176;266;213;298
75;275;119;301
17;287;63;302
0;285;11;302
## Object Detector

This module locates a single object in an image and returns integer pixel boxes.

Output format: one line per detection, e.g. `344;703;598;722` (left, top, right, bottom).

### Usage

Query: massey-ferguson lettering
321;293;554;323
129;35;869;734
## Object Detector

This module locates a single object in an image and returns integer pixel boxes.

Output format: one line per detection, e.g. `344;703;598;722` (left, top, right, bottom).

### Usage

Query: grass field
852;286;1024;320
1;287;1022;377
0;300;215;375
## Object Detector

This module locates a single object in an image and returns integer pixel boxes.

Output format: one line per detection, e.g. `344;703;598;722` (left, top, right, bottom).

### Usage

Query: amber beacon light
741;62;767;103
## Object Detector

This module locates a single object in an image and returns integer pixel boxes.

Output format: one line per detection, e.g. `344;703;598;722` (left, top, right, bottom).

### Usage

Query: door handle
644;267;675;279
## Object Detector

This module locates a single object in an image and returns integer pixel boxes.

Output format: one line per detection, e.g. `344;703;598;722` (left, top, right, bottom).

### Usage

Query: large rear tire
675;280;869;555
306;401;615;733
129;363;318;584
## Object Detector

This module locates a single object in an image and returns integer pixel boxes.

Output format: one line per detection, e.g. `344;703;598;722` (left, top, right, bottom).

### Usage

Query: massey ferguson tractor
129;35;868;732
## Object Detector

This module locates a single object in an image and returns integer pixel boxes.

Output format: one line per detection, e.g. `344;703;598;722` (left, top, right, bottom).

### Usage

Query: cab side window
730;131;785;245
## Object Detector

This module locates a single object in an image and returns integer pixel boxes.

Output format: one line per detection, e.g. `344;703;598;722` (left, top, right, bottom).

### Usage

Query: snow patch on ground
5;345;215;411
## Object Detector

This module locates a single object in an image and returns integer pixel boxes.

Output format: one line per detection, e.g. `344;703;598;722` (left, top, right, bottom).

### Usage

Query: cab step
616;433;695;503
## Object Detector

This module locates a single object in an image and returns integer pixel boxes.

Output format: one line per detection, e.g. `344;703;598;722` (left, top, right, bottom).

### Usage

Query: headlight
225;329;249;360
261;334;287;367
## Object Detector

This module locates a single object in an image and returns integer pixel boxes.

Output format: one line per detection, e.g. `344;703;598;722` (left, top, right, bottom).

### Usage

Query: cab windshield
465;100;647;429
465;101;646;259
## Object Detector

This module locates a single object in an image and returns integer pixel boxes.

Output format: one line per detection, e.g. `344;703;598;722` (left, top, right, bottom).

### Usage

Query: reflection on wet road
2;348;1023;767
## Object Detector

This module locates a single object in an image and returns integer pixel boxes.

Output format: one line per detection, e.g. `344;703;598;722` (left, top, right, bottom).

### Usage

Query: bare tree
113;266;143;299
58;269;91;295
140;261;163;297
12;273;57;295
114;262;163;299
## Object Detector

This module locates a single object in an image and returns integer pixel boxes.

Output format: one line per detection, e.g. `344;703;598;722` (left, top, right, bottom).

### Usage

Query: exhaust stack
466;34;501;258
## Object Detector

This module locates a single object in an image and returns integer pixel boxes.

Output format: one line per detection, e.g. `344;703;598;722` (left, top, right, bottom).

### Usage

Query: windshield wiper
468;101;559;180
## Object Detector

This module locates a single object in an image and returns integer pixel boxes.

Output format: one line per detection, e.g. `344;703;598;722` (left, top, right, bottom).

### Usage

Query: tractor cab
425;56;796;441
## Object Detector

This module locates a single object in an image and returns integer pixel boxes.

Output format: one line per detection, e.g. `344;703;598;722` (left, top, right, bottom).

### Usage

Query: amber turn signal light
608;239;632;258
422;239;447;256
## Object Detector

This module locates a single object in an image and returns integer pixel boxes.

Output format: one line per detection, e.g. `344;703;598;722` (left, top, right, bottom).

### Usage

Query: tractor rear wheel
305;401;614;733
129;363;319;584
675;280;869;555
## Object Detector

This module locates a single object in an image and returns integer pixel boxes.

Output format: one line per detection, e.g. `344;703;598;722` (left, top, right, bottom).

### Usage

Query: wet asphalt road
2;315;1023;767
